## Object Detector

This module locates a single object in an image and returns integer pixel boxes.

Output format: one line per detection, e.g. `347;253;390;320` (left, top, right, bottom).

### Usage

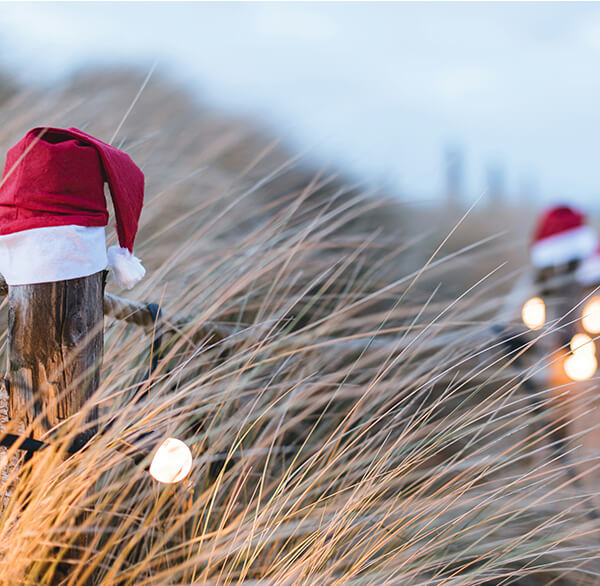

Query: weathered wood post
0;125;145;449
8;272;105;445
5;273;105;579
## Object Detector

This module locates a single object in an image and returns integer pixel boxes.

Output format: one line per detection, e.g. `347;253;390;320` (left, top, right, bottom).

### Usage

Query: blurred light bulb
570;333;596;356
522;297;545;330
582;297;600;334
564;352;598;381
149;438;192;484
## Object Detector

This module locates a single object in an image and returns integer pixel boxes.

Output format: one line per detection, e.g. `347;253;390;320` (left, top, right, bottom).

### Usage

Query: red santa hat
0;126;145;289
530;205;597;269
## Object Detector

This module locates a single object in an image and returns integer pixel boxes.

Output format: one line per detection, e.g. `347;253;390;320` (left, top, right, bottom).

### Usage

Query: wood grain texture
7;272;105;441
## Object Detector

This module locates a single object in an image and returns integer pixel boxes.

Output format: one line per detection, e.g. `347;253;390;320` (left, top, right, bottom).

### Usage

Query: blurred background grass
0;64;540;297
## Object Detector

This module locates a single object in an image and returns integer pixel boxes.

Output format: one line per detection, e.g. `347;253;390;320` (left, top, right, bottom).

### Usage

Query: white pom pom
107;246;145;289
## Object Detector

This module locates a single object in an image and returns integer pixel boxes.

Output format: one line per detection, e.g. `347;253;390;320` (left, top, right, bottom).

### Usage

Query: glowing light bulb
570;333;596;356
564;352;598;381
522;297;545;330
582;297;600;334
149;438;192;484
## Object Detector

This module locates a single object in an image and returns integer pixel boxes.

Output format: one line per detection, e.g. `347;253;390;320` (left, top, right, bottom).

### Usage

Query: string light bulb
564;332;598;382
149;437;192;484
564;352;597;381
521;297;545;330
570;333;596;356
582;297;600;334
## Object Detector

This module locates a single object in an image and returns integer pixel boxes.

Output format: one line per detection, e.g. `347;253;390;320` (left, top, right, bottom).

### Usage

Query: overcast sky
2;2;600;206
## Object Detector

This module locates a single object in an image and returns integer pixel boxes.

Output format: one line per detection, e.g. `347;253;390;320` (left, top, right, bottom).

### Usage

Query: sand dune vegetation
0;68;597;585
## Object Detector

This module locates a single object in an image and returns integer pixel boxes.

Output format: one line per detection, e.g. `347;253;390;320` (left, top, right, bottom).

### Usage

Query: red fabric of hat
530;204;597;269
532;205;585;245
0;126;144;253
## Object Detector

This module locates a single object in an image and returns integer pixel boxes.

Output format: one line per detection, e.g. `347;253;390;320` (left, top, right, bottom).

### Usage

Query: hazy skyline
2;2;600;206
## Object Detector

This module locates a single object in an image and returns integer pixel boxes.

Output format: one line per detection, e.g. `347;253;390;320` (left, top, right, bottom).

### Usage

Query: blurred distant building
444;144;464;207
518;173;538;205
486;161;506;206
0;73;17;105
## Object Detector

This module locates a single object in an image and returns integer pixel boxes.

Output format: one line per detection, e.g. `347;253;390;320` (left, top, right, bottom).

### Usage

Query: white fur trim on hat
107;246;145;290
577;253;600;285
531;225;598;269
0;225;108;286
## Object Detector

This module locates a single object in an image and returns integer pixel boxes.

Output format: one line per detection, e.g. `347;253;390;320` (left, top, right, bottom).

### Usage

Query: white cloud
578;15;600;51
252;4;338;42
434;66;495;101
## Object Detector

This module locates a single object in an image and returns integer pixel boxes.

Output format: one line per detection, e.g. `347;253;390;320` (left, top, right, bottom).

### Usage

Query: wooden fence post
6;271;105;577
7;271;105;447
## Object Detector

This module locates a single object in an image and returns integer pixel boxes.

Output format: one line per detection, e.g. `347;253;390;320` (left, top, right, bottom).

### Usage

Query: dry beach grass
0;69;597;584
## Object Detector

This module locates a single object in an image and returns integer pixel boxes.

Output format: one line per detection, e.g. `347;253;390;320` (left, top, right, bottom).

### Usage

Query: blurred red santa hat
0;126;145;289
530;204;597;269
